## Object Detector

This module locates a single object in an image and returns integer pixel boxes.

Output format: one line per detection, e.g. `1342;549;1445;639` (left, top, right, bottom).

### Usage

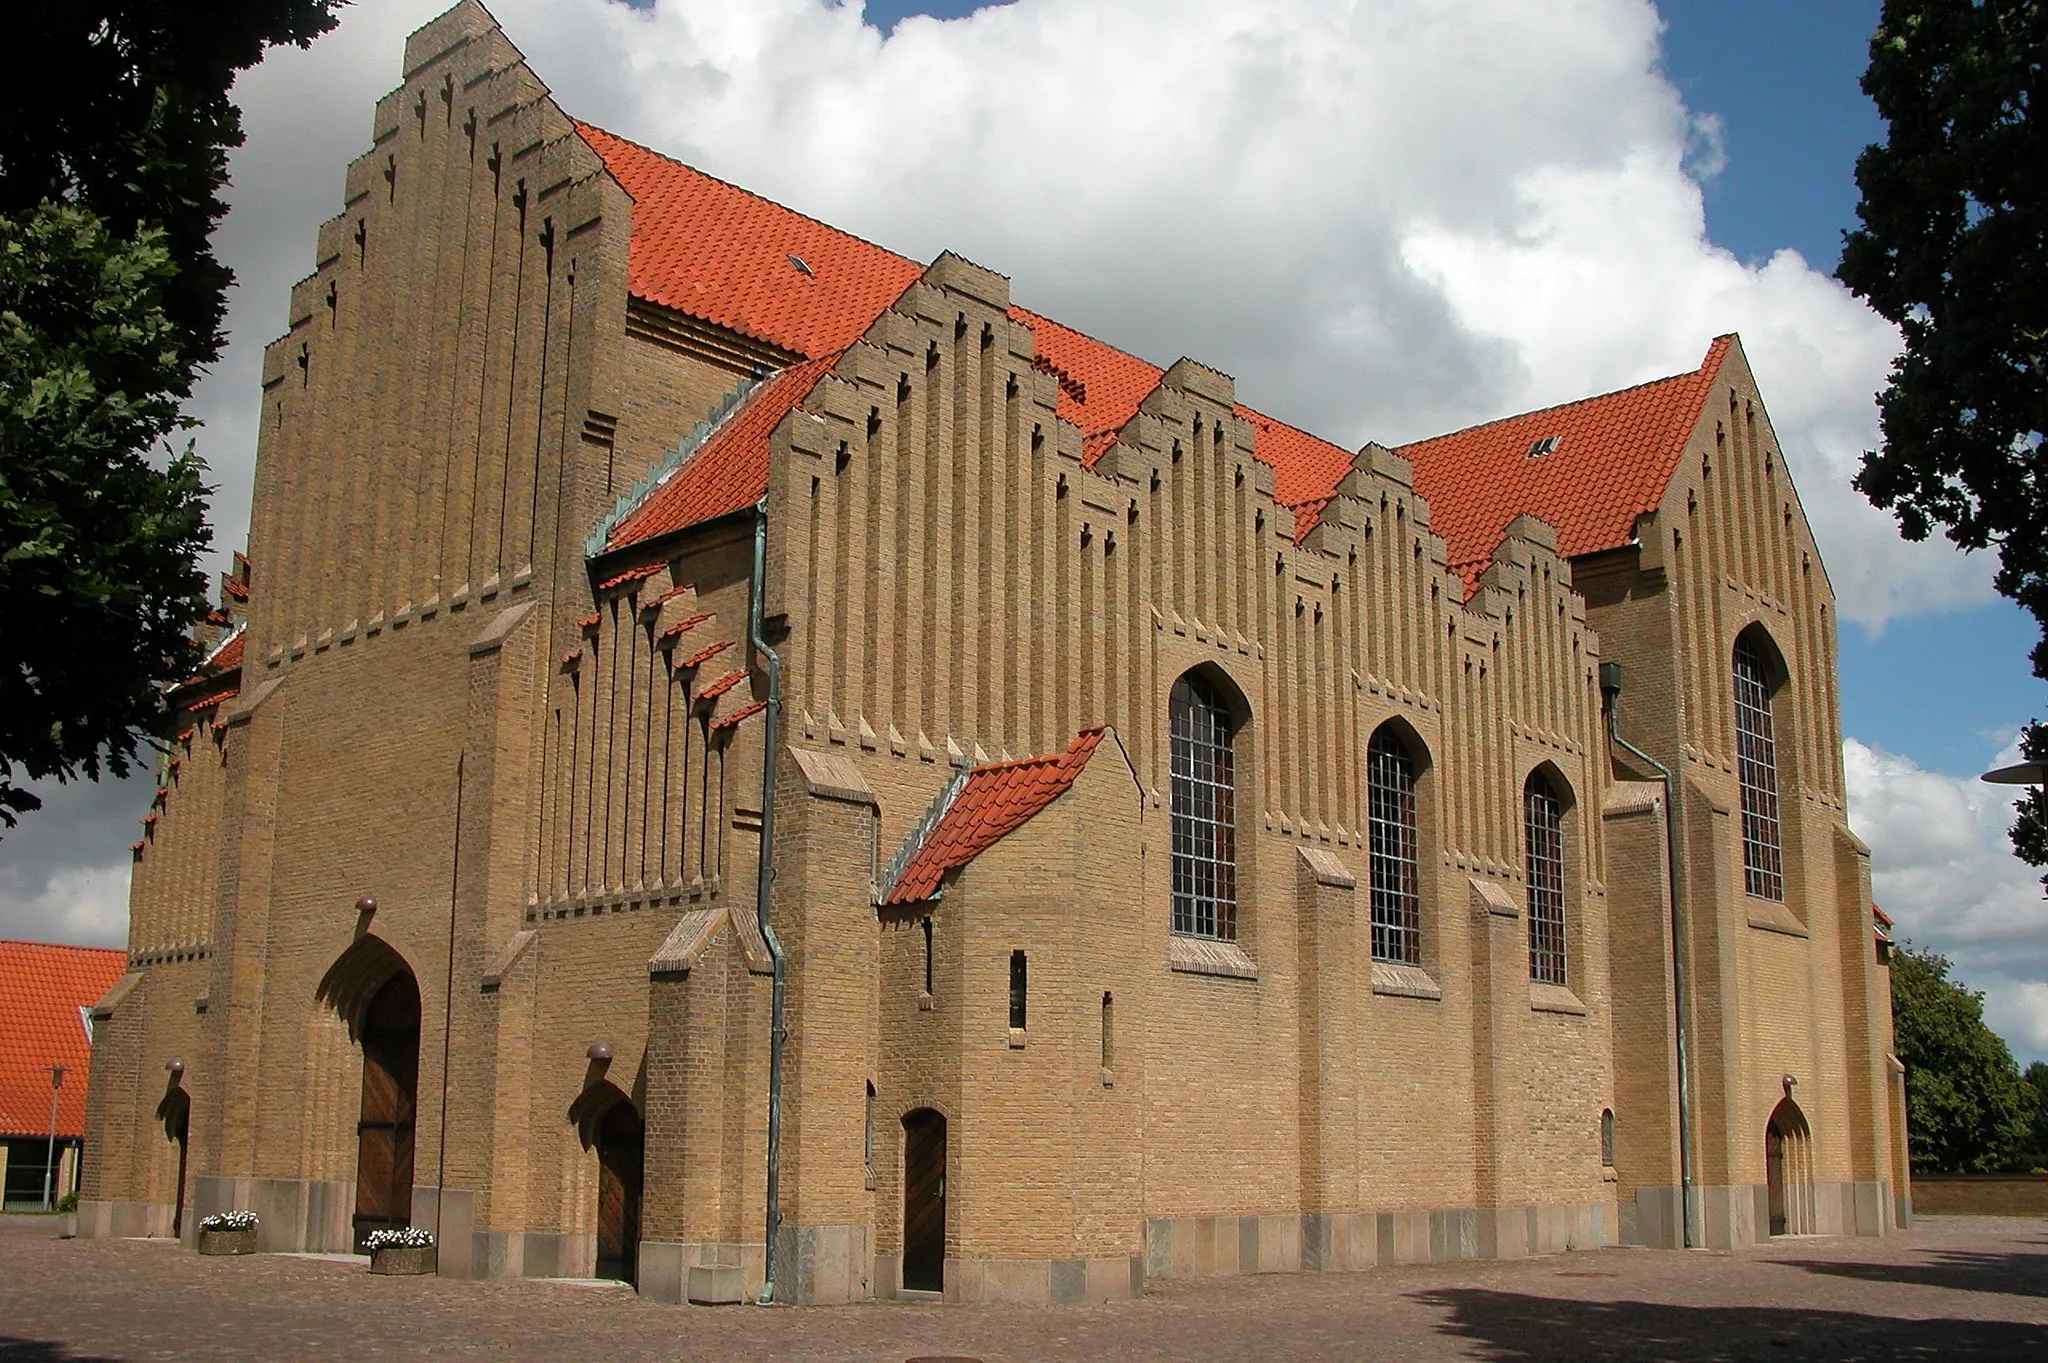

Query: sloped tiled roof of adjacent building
1397;337;1732;589
881;728;1107;906
0;941;128;1138
603;354;844;551
577;118;1723;577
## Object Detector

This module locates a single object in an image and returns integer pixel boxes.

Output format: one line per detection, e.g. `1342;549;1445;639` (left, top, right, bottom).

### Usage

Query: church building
79;3;1910;1305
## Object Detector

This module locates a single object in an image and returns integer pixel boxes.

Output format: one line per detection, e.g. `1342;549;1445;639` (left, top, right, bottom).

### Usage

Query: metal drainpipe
1601;661;1695;1250
751;499;790;1305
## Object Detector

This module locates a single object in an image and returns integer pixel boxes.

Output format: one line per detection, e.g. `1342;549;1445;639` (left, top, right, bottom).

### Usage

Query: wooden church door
595;1102;644;1284
352;971;420;1251
902;1109;947;1292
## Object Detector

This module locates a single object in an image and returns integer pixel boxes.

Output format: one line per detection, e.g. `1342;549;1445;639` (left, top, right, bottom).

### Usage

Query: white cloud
0;860;132;949
1845;737;2048;1066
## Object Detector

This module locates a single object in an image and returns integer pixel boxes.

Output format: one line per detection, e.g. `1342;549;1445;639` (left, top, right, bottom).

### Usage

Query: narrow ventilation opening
788;253;814;277
1008;950;1027;1030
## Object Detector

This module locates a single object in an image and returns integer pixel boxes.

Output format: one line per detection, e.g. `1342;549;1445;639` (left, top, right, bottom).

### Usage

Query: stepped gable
574;121;922;360
1397;336;1733;591
1011;307;1162;462
577;123;1399;550
0;941;128;1138
1009;309;1357;540
603;353;844;551
881;728;1106;906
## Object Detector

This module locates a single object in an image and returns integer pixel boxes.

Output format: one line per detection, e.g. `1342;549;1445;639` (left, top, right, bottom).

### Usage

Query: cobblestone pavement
2;1215;2044;1361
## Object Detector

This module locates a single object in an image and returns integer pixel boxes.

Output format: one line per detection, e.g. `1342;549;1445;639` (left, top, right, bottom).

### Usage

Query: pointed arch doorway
352;970;421;1251
902;1108;947;1293
1766;1096;1814;1237
595;1101;644;1284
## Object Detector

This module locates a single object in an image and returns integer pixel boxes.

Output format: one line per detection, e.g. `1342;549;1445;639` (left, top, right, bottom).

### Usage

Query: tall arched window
1170;672;1237;940
1525;771;1566;985
1367;726;1421;964
1733;635;1784;901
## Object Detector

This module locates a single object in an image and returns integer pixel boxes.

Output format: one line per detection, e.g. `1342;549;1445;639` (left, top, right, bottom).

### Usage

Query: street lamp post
43;1064;65;1211
1981;760;2046;786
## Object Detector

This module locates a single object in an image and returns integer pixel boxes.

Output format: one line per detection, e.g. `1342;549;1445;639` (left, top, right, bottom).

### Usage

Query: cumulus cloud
0;769;147;947
1846;737;2048;1065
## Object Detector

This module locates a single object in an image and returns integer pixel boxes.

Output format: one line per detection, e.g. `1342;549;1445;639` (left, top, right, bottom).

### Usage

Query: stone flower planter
198;1227;257;1257
369;1244;437;1276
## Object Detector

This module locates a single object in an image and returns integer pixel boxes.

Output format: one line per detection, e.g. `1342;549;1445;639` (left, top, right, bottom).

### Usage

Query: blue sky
856;3;2040;780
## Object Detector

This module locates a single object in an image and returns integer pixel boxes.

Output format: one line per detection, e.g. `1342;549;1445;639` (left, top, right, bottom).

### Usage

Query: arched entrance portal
595;1101;644;1284
902;1108;947;1293
352;970;420;1251
1766;1096;1814;1237
157;1085;190;1240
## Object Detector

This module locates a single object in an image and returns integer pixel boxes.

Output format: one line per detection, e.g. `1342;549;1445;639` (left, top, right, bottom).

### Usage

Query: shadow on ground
1415;1289;2048;1361
1780;1239;2048;1299
0;1341;118;1363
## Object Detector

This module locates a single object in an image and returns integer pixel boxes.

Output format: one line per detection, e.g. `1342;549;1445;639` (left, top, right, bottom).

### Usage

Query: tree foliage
2;3;345;373
0;205;211;825
1891;942;2039;1172
0;2;342;828
1840;0;2048;884
2024;1061;2048;1170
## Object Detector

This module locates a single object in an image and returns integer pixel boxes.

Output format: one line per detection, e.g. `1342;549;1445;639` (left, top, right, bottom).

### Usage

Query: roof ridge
1398;337;1730;453
0;940;125;953
573;120;919;271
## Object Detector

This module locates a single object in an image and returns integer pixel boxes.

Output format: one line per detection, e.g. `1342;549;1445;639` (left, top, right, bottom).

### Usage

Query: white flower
363;1226;435;1250
200;1210;257;1232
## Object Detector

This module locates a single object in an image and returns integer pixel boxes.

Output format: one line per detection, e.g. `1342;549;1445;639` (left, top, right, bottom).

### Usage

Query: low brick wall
1909;1175;2048;1217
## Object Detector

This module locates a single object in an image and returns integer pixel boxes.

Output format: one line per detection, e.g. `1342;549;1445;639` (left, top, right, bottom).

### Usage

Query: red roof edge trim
596;562;664;592
696;668;749;702
661;612;714;643
713;699;768;731
680;638;733;670
878;727;1108;906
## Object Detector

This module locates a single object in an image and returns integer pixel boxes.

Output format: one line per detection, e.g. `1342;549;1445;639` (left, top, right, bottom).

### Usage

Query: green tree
2024;1061;2048;1170
1838;1;2048;883
1891;943;2038;1172
0;2;343;827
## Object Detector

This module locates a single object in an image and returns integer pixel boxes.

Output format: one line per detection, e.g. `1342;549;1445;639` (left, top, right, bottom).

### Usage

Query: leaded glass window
1734;637;1784;901
1368;727;1421;964
1526;773;1566;985
1170;674;1237;940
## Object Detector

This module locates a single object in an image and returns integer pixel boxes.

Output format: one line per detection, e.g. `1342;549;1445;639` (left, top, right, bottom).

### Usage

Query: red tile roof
881;728;1106;905
1007;309;1356;538
604;354;843;552
1012;308;1162;462
178;630;245;692
577;122;1724;578
575;122;924;360
1397;338;1731;589
0;941;128;1138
